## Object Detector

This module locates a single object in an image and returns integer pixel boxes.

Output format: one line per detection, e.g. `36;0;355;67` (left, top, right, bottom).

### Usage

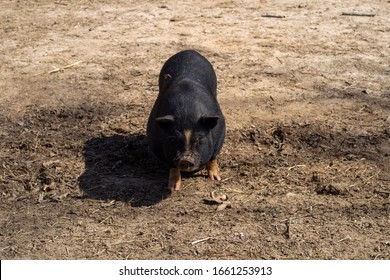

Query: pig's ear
200;115;219;130
156;115;175;130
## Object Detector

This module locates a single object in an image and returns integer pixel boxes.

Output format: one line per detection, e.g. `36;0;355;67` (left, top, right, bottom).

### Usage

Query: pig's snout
177;158;196;171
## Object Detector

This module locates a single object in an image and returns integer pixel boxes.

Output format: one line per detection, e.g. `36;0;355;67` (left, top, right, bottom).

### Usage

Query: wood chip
210;191;232;211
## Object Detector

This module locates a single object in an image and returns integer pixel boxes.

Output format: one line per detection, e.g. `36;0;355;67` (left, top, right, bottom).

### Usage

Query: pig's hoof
169;181;181;191
170;180;181;191
207;160;221;181
169;168;182;190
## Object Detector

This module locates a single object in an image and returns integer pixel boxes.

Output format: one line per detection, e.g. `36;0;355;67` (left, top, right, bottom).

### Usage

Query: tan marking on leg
184;129;192;151
169;168;182;190
207;159;221;181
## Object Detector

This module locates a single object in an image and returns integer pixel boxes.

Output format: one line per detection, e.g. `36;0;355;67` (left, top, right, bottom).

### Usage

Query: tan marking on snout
206;159;221;181
184;129;192;151
169;168;182;191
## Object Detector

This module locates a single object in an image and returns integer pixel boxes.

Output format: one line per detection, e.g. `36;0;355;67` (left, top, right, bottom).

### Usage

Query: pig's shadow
78;134;170;207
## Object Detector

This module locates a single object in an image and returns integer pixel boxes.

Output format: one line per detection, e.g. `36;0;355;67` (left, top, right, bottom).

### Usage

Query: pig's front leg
206;159;221;181
169;167;182;190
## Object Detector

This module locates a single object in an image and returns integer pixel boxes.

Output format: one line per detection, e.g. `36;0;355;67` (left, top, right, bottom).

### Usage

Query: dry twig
337;236;351;243
191;237;212;245
48;61;83;74
284;218;292;239
342;12;375;17
261;14;286;18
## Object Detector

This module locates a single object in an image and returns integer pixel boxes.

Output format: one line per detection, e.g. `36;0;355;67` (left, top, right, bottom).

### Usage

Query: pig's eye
195;136;204;146
167;136;177;144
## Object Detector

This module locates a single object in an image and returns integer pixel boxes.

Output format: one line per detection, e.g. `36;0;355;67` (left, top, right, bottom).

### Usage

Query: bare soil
1;0;389;260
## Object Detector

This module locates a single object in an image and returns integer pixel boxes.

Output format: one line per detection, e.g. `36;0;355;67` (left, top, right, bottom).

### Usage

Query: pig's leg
206;159;221;181
169;168;182;190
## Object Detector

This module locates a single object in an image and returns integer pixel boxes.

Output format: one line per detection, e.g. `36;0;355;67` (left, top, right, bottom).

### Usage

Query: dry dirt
1;0;389;260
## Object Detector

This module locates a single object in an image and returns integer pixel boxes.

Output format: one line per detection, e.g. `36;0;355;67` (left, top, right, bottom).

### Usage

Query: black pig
147;50;226;190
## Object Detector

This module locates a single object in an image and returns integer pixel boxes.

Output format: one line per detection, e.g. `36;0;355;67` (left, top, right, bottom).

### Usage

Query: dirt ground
1;0;389;260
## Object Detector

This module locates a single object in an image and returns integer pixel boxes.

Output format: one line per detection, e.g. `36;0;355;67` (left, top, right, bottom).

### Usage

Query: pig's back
158;50;217;97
